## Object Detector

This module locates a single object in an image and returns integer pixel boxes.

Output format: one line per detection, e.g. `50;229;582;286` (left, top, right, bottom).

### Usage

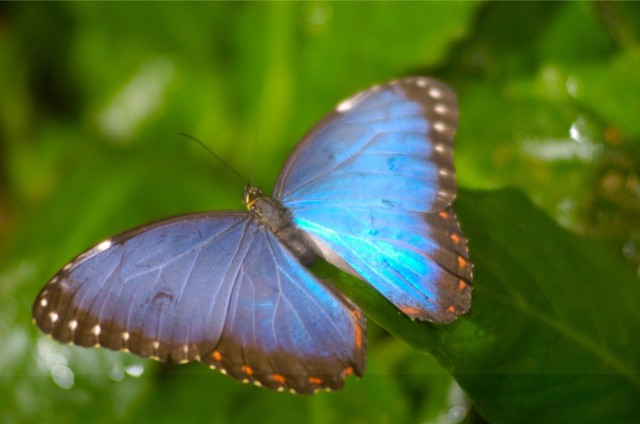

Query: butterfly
33;77;472;394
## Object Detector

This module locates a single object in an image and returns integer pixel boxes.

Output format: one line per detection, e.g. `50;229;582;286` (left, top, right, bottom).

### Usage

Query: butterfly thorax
244;184;317;266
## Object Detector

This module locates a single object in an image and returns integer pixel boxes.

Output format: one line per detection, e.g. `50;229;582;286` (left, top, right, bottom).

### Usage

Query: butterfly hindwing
200;226;365;393
33;213;365;394
274;77;472;322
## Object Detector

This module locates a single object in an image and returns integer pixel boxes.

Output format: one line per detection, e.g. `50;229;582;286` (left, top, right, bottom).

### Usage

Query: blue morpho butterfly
33;77;472;394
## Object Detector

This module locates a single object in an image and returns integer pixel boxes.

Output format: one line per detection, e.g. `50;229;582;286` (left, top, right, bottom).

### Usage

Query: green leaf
333;188;640;423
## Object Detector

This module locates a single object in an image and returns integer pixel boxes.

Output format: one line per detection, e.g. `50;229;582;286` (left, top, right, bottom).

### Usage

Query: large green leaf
332;188;640;423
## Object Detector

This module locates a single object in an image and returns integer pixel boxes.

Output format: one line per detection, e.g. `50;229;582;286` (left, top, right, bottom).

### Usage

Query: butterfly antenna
251;114;263;187
179;133;247;185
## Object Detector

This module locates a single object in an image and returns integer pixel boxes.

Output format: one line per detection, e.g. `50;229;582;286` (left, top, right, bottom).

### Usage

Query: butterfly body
246;187;317;266
33;77;472;394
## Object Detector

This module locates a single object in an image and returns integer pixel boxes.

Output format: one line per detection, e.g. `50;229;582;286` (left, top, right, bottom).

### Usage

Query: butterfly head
243;185;263;211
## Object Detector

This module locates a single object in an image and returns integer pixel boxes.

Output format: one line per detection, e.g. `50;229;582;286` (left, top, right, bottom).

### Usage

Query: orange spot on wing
457;256;467;269
450;233;461;244
342;366;354;376
211;351;222;362
399;305;421;316
308;376;323;385
439;211;449;219
458;280;467;291
241;365;254;376
271;374;286;384
351;310;364;349
448;305;456;313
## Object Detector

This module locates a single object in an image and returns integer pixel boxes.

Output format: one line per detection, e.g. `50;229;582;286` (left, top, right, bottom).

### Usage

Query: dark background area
1;2;639;423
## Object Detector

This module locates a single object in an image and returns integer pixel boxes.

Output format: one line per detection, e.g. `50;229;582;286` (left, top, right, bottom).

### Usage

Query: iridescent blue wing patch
33;213;365;394
274;77;472;322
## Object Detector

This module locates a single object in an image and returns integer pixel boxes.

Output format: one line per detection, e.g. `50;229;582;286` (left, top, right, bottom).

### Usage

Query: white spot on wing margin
96;240;113;252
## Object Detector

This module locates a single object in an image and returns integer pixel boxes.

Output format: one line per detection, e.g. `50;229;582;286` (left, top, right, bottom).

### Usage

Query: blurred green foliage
1;2;639;423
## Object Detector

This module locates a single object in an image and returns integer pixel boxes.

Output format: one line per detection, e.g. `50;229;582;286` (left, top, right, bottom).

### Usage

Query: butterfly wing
33;213;365;394
273;77;472;323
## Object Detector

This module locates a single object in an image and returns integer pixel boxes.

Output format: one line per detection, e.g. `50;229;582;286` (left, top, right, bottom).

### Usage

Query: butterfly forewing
33;213;365;394
274;77;459;213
